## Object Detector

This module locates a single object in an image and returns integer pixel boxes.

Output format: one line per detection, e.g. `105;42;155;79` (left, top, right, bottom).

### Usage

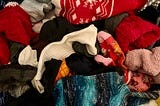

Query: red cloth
0;5;37;45
124;70;153;92
97;31;126;68
0;4;38;64
53;0;147;24
116;15;160;53
0;35;10;64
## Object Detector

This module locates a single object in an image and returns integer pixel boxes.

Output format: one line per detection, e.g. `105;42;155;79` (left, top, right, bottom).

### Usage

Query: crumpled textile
52;72;159;106
125;47;160;77
116;15;160;53
0;64;37;97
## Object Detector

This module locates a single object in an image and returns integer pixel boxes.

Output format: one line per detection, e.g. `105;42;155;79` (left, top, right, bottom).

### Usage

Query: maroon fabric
53;0;147;24
116;15;160;53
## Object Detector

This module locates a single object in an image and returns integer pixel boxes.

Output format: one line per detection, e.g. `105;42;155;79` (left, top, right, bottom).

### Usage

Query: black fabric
5;59;62;106
39;17;105;43
8;41;25;64
136;6;158;25
104;12;128;38
65;53;123;76
0;64;37;81
0;64;37;92
30;37;49;60
5;86;54;106
41;58;62;95
72;41;101;57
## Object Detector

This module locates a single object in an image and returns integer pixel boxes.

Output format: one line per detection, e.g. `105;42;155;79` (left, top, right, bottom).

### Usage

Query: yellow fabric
54;60;72;84
156;97;160;106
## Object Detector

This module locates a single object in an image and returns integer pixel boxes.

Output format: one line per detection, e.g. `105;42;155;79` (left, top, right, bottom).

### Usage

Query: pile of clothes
0;0;160;106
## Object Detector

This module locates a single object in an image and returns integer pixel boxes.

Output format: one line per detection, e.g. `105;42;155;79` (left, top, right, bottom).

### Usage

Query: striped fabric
52;72;158;106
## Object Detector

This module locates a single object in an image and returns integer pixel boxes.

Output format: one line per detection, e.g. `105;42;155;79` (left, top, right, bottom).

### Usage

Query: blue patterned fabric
52;72;159;106
0;92;9;106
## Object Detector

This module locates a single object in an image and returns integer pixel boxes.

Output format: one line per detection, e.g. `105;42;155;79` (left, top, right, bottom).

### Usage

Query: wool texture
125;47;160;76
52;72;159;106
52;0;147;24
116;15;160;53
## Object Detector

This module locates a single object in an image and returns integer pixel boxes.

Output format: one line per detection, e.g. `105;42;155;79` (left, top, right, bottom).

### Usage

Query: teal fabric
52;72;159;106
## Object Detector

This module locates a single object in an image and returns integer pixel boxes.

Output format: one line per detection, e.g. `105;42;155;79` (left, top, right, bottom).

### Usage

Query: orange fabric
54;60;73;84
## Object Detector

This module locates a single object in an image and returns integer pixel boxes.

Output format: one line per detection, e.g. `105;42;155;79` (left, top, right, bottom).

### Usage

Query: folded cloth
116;15;160;53
125;47;160;76
52;0;146;24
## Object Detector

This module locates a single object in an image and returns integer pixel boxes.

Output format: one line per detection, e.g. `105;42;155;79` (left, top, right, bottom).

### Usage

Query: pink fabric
116;15;160;53
94;54;113;66
52;0;147;24
125;47;160;76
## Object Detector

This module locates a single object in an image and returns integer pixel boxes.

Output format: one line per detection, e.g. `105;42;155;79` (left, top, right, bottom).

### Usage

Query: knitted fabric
0;35;10;64
52;0;147;24
52;72;158;106
54;60;72;85
104;12;129;37
41;58;62;95
116;15;160;53
124;70;153;92
32;25;98;93
97;31;126;68
0;2;38;64
125;47;160;76
18;45;38;67
94;54;113;66
0;64;37;97
9;41;25;64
